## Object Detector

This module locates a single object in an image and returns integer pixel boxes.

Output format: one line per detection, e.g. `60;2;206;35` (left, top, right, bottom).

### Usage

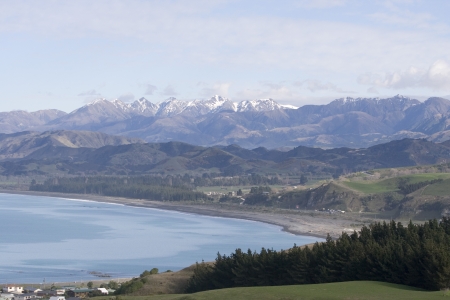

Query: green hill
342;173;450;194
99;281;448;300
272;171;450;220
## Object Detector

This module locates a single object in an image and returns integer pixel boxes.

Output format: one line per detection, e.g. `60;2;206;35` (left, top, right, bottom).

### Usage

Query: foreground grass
102;281;449;300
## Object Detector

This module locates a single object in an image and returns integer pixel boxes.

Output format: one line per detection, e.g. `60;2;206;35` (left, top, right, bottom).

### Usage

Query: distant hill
0;130;143;160
1;132;450;177
0;109;66;133
275;170;450;220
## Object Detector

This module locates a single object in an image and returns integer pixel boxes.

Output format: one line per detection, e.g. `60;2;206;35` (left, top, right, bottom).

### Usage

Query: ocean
0;193;322;283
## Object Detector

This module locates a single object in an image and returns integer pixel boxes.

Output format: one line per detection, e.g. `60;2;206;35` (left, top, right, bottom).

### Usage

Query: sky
1;0;450;112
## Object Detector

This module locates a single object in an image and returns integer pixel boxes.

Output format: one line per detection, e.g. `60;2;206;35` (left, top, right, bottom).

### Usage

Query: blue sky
1;0;450;112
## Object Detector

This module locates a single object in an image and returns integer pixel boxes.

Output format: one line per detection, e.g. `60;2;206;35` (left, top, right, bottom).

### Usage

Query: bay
0;193;322;283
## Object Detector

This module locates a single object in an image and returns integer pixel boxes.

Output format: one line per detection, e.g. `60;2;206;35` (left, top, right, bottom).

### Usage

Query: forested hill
1;135;450;177
186;219;450;292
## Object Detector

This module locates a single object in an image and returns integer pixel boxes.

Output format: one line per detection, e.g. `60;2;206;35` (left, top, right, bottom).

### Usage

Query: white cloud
358;60;450;90
295;0;348;9
424;60;450;90
0;0;449;74
367;87;379;94
144;84;157;95
78;89;100;96
295;80;354;93
199;83;230;98
370;1;449;33
162;85;177;96
236;82;295;101
118;93;135;102
79;89;102;104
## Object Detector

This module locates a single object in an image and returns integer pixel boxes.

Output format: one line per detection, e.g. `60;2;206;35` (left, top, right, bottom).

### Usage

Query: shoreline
0;190;369;239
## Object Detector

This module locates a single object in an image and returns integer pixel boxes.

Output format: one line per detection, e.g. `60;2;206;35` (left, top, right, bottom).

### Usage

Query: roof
69;289;93;293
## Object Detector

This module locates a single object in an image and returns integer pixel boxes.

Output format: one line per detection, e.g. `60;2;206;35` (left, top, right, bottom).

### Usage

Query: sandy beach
0;190;372;238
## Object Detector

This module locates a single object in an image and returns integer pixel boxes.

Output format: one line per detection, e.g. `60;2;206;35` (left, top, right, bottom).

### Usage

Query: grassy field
342;179;399;194
342;173;450;194
196;185;293;195
101;281;449;300
423;178;450;196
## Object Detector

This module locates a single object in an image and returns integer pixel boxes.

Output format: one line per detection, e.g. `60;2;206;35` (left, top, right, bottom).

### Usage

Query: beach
0;190;370;238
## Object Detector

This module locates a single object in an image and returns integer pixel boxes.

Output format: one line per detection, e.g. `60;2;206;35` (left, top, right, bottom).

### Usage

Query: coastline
0;190;368;239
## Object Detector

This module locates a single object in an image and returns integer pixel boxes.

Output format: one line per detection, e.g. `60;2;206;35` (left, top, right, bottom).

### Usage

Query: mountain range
1;130;450;178
2;95;450;149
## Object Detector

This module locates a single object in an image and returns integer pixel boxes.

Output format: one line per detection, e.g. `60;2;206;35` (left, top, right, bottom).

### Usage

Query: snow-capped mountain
79;95;288;118
111;97;158;116
236;98;283;112
3;95;450;149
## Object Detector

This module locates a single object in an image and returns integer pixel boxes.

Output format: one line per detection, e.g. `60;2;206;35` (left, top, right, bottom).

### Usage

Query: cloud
162;85;177;96
295;0;347;9
199;83;230;97
425;60;450;89
369;1;449;33
358;60;450;90
78;89;101;96
118;93;135;102
1;0;449;74
144;84;157;95
367;87;379;94
235;82;295;101
295;80;354;93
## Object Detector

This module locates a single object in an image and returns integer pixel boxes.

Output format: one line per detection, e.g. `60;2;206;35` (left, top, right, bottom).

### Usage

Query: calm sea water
0;193;322;283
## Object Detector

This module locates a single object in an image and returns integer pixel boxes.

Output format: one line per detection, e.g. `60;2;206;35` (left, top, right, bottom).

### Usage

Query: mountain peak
87;98;109;106
236;98;282;112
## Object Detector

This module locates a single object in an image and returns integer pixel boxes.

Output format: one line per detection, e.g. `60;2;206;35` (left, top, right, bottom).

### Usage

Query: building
36;290;58;297
14;293;41;300
95;288;108;295
24;288;42;294
65;289;93;299
2;287;23;294
48;297;65;300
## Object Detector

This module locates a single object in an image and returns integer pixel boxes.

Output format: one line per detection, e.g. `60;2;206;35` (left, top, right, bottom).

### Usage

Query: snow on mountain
82;96;288;118
280;104;299;110
111;99;130;111
156;97;187;116
130;98;159;116
331;94;413;106
236;99;282;112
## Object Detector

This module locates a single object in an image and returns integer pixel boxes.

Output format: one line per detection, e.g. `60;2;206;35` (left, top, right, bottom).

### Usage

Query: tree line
398;178;443;195
186;218;450;292
30;176;209;201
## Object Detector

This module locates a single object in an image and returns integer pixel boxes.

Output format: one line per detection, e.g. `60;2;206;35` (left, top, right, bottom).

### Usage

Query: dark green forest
398;178;443;195
30;176;209;201
186;218;450;292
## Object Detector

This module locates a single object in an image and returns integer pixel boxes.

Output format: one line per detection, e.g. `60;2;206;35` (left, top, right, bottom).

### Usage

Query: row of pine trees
186;218;450;292
30;176;209;201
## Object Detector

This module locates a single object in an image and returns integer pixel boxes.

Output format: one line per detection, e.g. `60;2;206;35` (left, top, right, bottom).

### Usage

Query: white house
48;296;65;300
2;287;23;294
96;288;108;295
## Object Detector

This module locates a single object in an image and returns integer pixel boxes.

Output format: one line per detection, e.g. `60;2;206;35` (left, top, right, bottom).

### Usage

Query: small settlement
0;286;114;300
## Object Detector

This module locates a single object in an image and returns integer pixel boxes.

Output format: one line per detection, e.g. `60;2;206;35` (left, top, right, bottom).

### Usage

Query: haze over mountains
2;95;450;149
